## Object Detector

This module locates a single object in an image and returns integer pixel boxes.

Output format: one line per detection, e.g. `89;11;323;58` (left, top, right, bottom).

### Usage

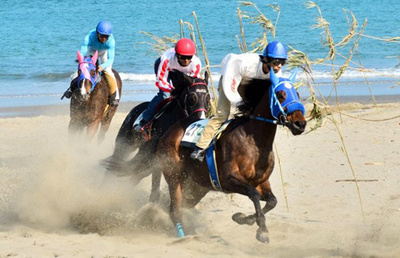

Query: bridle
250;77;305;126
77;58;99;93
181;80;210;117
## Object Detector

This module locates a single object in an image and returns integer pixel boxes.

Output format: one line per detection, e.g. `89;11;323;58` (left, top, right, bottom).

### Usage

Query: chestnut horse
157;69;306;243
68;50;122;142
103;70;210;201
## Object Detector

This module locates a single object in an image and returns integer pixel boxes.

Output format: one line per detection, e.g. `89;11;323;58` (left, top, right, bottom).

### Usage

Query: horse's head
169;69;210;119
76;50;99;101
269;68;306;135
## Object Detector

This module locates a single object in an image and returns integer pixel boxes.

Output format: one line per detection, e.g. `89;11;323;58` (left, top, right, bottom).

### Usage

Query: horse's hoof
256;231;270;243
232;212;255;225
175;223;185;238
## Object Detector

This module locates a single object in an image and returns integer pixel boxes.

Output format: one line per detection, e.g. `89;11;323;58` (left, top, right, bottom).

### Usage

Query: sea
1;0;400;113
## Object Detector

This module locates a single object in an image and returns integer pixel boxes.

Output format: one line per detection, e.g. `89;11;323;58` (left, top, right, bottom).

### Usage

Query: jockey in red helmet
133;38;202;132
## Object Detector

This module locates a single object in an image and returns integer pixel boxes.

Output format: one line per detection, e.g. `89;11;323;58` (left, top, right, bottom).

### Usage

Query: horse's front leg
225;176;269;243
98;105;117;143
165;176;185;238
149;171;161;202
232;181;277;226
87;119;101;141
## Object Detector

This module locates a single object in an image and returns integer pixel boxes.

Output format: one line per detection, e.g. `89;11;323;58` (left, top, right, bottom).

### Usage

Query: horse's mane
169;69;205;97
236;78;272;117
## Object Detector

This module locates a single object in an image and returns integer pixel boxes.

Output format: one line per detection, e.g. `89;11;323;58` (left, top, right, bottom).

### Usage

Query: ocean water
1;0;400;110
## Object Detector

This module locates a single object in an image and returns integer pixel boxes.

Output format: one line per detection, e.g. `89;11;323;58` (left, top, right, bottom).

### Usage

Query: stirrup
133;119;148;133
108;93;119;107
190;147;205;162
109;98;119;107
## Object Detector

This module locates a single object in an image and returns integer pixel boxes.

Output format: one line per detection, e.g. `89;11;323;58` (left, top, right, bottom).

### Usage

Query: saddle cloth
180;119;231;149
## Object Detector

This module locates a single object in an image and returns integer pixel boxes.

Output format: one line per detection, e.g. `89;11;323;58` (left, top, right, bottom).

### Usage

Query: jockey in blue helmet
96;20;113;35
261;41;288;72
62;20;119;106
190;41;288;161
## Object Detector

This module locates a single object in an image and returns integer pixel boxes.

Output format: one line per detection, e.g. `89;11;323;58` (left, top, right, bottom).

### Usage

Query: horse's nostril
295;121;306;130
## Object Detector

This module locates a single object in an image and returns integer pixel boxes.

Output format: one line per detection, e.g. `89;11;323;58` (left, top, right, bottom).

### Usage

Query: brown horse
68;50;122;142
103;70;210;201
156;69;306;243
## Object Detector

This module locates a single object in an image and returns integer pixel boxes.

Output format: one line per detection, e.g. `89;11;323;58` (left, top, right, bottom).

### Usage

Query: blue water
2;0;400;110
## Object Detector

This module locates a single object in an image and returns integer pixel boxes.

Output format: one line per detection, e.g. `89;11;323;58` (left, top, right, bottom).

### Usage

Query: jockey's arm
99;39;115;70
79;33;90;57
188;56;202;78
155;58;173;93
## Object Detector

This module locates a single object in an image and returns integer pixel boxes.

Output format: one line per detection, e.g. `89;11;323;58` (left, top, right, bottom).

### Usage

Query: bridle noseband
250;79;304;126
78;60;99;92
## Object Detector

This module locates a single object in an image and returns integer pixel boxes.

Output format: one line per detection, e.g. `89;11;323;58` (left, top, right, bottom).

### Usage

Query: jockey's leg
191;78;231;161
103;68;119;107
133;89;167;132
61;77;78;99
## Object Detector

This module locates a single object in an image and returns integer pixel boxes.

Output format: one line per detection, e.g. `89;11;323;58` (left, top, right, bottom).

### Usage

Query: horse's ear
289;67;298;83
270;68;279;86
77;50;84;63
204;70;209;85
91;51;99;64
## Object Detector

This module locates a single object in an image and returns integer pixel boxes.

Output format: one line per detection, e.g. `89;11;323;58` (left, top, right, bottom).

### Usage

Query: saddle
140;97;174;140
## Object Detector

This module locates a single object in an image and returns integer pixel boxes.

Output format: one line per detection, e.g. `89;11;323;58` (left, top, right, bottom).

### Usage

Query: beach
0;99;399;257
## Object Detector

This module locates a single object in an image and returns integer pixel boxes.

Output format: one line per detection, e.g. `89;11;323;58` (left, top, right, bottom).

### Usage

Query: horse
68;50;122;142
156;69;307;243
103;69;211;201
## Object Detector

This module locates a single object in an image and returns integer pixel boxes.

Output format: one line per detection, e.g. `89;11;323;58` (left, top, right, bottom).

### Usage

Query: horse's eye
205;93;211;110
276;91;287;102
90;69;96;77
187;92;198;106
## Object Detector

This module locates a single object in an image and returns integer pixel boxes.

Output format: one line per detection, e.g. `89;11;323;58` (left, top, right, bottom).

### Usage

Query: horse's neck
252;87;273;119
247;88;277;145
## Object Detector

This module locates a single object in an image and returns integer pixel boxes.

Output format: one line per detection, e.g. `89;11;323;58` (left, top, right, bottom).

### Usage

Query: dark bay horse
69;50;122;142
104;70;210;200
157;69;307;243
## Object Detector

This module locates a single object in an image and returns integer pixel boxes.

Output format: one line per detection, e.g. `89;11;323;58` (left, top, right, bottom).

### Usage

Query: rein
249;115;279;125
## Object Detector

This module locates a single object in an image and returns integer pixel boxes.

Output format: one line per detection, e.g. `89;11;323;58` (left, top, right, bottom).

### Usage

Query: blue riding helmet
263;41;288;59
96;20;113;35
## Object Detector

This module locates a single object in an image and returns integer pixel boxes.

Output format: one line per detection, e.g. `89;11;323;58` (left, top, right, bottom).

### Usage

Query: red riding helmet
175;38;196;56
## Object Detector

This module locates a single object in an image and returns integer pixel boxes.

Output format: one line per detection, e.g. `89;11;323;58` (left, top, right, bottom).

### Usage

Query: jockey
62;20;120;107
133;38;202;132
191;41;288;161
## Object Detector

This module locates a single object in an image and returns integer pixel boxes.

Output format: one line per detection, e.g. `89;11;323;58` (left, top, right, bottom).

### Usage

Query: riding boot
190;147;205;162
61;88;73;99
108;92;119;107
61;77;78;100
133;119;148;133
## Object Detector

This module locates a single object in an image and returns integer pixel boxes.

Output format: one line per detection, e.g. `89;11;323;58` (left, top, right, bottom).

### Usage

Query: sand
0;101;399;257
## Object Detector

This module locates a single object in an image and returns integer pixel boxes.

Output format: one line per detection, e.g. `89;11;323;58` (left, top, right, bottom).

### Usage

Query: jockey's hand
170;88;179;97
98;66;104;72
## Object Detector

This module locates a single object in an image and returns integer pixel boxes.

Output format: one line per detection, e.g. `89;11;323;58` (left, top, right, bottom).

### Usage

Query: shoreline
1;94;399;118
